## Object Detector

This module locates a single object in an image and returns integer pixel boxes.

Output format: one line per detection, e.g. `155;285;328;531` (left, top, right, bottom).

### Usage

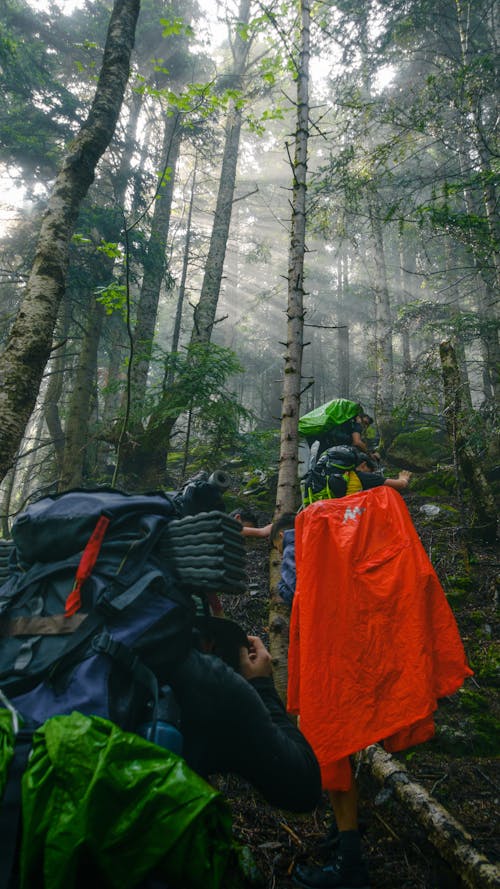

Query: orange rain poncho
287;486;472;790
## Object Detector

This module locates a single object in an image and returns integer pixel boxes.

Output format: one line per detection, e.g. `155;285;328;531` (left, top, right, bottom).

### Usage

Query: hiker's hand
239;635;273;680
398;470;412;485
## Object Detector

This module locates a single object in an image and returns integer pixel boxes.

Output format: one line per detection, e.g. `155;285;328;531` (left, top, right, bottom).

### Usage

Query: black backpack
301;446;358;506
0;487;246;731
0;487;248;889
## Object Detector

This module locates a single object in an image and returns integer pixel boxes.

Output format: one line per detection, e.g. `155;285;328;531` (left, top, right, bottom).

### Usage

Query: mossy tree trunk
0;0;141;485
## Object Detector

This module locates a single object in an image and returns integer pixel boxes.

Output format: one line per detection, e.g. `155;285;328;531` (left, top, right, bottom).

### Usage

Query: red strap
65;515;111;617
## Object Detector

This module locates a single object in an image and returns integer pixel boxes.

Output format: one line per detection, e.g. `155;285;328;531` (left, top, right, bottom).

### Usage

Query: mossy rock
386;427;451;472
410;468;457;497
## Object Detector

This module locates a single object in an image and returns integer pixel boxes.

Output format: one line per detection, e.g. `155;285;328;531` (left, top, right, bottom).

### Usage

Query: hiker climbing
301;445;411;509
287;488;472;889
299;398;380;467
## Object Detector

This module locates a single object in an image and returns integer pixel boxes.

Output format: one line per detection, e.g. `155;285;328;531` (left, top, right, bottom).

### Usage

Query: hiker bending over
167;628;322;814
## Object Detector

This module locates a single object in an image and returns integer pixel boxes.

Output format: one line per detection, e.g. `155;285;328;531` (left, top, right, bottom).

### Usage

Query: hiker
348;449;410;493
302;445;412;509
230;507;272;538
274;454;412;607
270;513;297;606
310;413;381;468
167;623;322;813
288;487;472;889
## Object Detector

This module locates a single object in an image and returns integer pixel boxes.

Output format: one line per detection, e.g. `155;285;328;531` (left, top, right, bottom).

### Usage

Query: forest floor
217;488;499;889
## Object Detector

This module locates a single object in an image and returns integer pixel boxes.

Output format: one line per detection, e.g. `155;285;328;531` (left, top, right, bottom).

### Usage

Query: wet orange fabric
287;486;472;790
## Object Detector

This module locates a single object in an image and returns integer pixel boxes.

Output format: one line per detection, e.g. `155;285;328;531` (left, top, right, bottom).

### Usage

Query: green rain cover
298;398;361;439
0;708;15;800
16;712;255;889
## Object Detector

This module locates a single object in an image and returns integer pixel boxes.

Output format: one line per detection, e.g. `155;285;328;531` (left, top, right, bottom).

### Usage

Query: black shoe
293;853;370;889
315;819;367;857
315;821;339;855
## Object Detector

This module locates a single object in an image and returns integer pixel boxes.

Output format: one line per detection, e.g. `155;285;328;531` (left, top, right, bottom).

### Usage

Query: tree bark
0;0;141;484
440;340;497;542
169;153;198;373
59;298;105;491
368;191;394;418
190;0;252;345
130;110;182;405
270;0;311;701
274;0;310;519
43;300;71;475
363;744;500;889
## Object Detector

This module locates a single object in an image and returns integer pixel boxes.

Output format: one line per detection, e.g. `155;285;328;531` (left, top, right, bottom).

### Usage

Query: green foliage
96;241;124;260
0;0;82;174
160;17;194;39
230;430;280;473
468;642;500;687
95;283;127;317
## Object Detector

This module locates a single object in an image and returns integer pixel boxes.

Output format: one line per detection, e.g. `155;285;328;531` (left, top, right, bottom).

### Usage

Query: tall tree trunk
337;247;349;397
169;154;198;374
368;191;394;419
59;299;106;490
43;298;71;474
0;0;141;484
17;408;48;506
0;467;16;538
440;340;497;542
398;232;415;400
453;4;500;404
190;0;252;345
130;111;182;405
269;0;311;701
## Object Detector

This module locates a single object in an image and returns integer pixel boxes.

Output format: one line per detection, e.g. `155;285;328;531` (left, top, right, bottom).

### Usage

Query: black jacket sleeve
168;649;322;813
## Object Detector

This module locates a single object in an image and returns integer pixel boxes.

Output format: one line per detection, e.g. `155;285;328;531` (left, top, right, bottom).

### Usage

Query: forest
0;0;498;887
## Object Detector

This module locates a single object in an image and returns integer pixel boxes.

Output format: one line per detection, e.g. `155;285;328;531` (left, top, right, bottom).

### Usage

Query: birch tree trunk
0;0;141;484
269;0;310;700
363;744;500;889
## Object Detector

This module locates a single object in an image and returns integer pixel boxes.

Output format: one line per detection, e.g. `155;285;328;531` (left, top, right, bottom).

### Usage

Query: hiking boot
315;820;339;855
315;819;367;857
292;854;370;889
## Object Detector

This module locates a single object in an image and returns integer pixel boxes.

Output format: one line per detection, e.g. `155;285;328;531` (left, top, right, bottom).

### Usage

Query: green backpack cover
0;710;256;889
298;398;361;440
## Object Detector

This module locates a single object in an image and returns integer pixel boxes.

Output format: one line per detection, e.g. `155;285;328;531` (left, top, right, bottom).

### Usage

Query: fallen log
362;744;500;889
